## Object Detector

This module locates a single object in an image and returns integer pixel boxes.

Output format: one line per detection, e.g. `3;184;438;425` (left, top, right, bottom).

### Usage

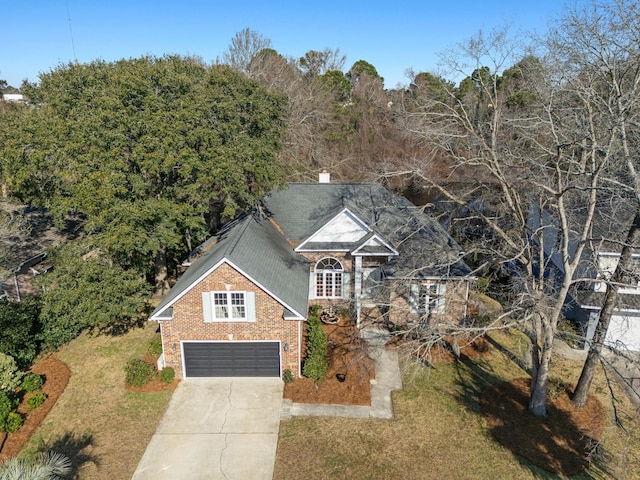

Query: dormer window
315;257;344;298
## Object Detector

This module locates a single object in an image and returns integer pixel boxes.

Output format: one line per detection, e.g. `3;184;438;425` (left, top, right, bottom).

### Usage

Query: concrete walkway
132;378;283;480
281;328;402;420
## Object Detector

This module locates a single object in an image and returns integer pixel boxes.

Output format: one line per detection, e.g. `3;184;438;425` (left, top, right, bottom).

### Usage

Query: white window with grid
202;291;256;322
410;282;446;314
314;257;344;298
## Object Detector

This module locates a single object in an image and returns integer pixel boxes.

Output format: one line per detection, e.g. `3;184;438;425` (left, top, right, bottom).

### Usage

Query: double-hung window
213;292;246;320
410;282;446;314
202;291;256;322
315;257;344;298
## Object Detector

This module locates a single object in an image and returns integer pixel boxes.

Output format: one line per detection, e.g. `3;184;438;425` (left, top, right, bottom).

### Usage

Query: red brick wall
159;262;301;379
387;279;469;326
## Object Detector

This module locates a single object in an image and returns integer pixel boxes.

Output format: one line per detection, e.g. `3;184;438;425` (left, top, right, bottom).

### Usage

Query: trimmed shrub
124;359;157;387
302;306;328;383
21;373;44;393
282;369;294;384
0;391;19;433
159;367;175;384
27;393;48;411
0;352;22;393
148;334;163;358
4;411;23;433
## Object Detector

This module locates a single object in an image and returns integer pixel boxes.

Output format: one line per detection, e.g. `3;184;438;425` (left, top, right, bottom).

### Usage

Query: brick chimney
319;169;331;183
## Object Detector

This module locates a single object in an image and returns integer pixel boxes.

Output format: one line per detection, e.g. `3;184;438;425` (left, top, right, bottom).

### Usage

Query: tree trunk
529;323;554;417
154;246;169;296
572;207;640;407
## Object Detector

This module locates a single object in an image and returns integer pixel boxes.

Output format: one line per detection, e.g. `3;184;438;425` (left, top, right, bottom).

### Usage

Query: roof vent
319;169;331;183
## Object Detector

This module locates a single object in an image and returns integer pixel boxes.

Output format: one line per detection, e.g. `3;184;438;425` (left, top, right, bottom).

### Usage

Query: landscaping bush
21;373;44;393
302;306;328;383
0;352;22;393
3;411;23;433
159;367;175;384
148;334;163;358
27;393;48;411
0;297;42;370
124;359;157;387
0;390;20;433
282;369;294;384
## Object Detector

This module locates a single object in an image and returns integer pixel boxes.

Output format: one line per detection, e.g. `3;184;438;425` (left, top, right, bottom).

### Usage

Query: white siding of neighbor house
586;310;640;351
594;253;640;294
2;94;24;102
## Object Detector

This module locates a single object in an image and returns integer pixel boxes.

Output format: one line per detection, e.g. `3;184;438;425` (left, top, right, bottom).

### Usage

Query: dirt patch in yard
480;377;606;476
388;333;492;363
0;355;70;461
283;318;375;406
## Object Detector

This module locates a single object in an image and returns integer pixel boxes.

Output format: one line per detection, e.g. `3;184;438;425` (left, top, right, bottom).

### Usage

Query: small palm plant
0;451;72;480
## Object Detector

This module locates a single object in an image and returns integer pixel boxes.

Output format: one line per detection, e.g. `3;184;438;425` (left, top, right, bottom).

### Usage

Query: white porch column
354;256;362;327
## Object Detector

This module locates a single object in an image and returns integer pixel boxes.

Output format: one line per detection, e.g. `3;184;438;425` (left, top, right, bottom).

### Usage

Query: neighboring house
0;203;79;300
529;203;640;351
1;93;24;103
150;174;474;379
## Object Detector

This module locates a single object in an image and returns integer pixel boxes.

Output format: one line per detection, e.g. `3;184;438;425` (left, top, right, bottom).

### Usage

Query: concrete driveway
132;378;284;480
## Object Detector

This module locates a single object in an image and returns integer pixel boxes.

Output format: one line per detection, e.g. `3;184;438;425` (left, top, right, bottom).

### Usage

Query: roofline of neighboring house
149;258;307;321
581;304;640;314
598;251;640;258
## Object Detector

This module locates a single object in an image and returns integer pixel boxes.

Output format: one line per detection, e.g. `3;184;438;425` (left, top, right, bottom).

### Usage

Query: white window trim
411;282;446;314
202;291;256;323
314;258;345;299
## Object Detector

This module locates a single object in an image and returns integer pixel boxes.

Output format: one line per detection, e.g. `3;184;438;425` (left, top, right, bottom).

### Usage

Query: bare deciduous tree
392;25;616;417
222;28;272;75
551;0;640;407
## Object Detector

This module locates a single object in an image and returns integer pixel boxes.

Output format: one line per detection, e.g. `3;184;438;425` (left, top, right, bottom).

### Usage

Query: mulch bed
480;377;606;476
0;355;71;461
0;352;179;464
124;353;180;393
283;318;375;406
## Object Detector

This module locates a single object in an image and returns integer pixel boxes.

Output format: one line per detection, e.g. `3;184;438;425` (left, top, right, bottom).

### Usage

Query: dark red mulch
0;355;71;461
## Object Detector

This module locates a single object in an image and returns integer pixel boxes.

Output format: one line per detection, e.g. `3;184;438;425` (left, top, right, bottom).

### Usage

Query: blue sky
2;1;579;89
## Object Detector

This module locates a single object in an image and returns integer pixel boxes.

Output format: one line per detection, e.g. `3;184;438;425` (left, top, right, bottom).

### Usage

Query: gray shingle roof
264;183;471;278
575;290;640;312
151;182;472;321
151;211;310;320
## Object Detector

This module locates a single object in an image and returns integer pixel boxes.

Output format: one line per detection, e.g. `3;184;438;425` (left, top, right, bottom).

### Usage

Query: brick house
150;176;473;379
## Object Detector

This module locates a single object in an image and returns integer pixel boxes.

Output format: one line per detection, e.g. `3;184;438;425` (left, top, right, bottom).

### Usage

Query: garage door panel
183;342;280;377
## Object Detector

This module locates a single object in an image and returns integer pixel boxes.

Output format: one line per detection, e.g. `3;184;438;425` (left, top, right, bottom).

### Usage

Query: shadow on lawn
451;348;610;478
38;432;98;478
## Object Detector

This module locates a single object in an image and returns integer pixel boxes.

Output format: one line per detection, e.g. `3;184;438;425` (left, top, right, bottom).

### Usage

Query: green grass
274;329;640;480
22;322;174;480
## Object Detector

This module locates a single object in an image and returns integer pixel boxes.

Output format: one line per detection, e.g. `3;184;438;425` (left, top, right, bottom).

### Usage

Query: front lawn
21;322;174;480
274;329;640;479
